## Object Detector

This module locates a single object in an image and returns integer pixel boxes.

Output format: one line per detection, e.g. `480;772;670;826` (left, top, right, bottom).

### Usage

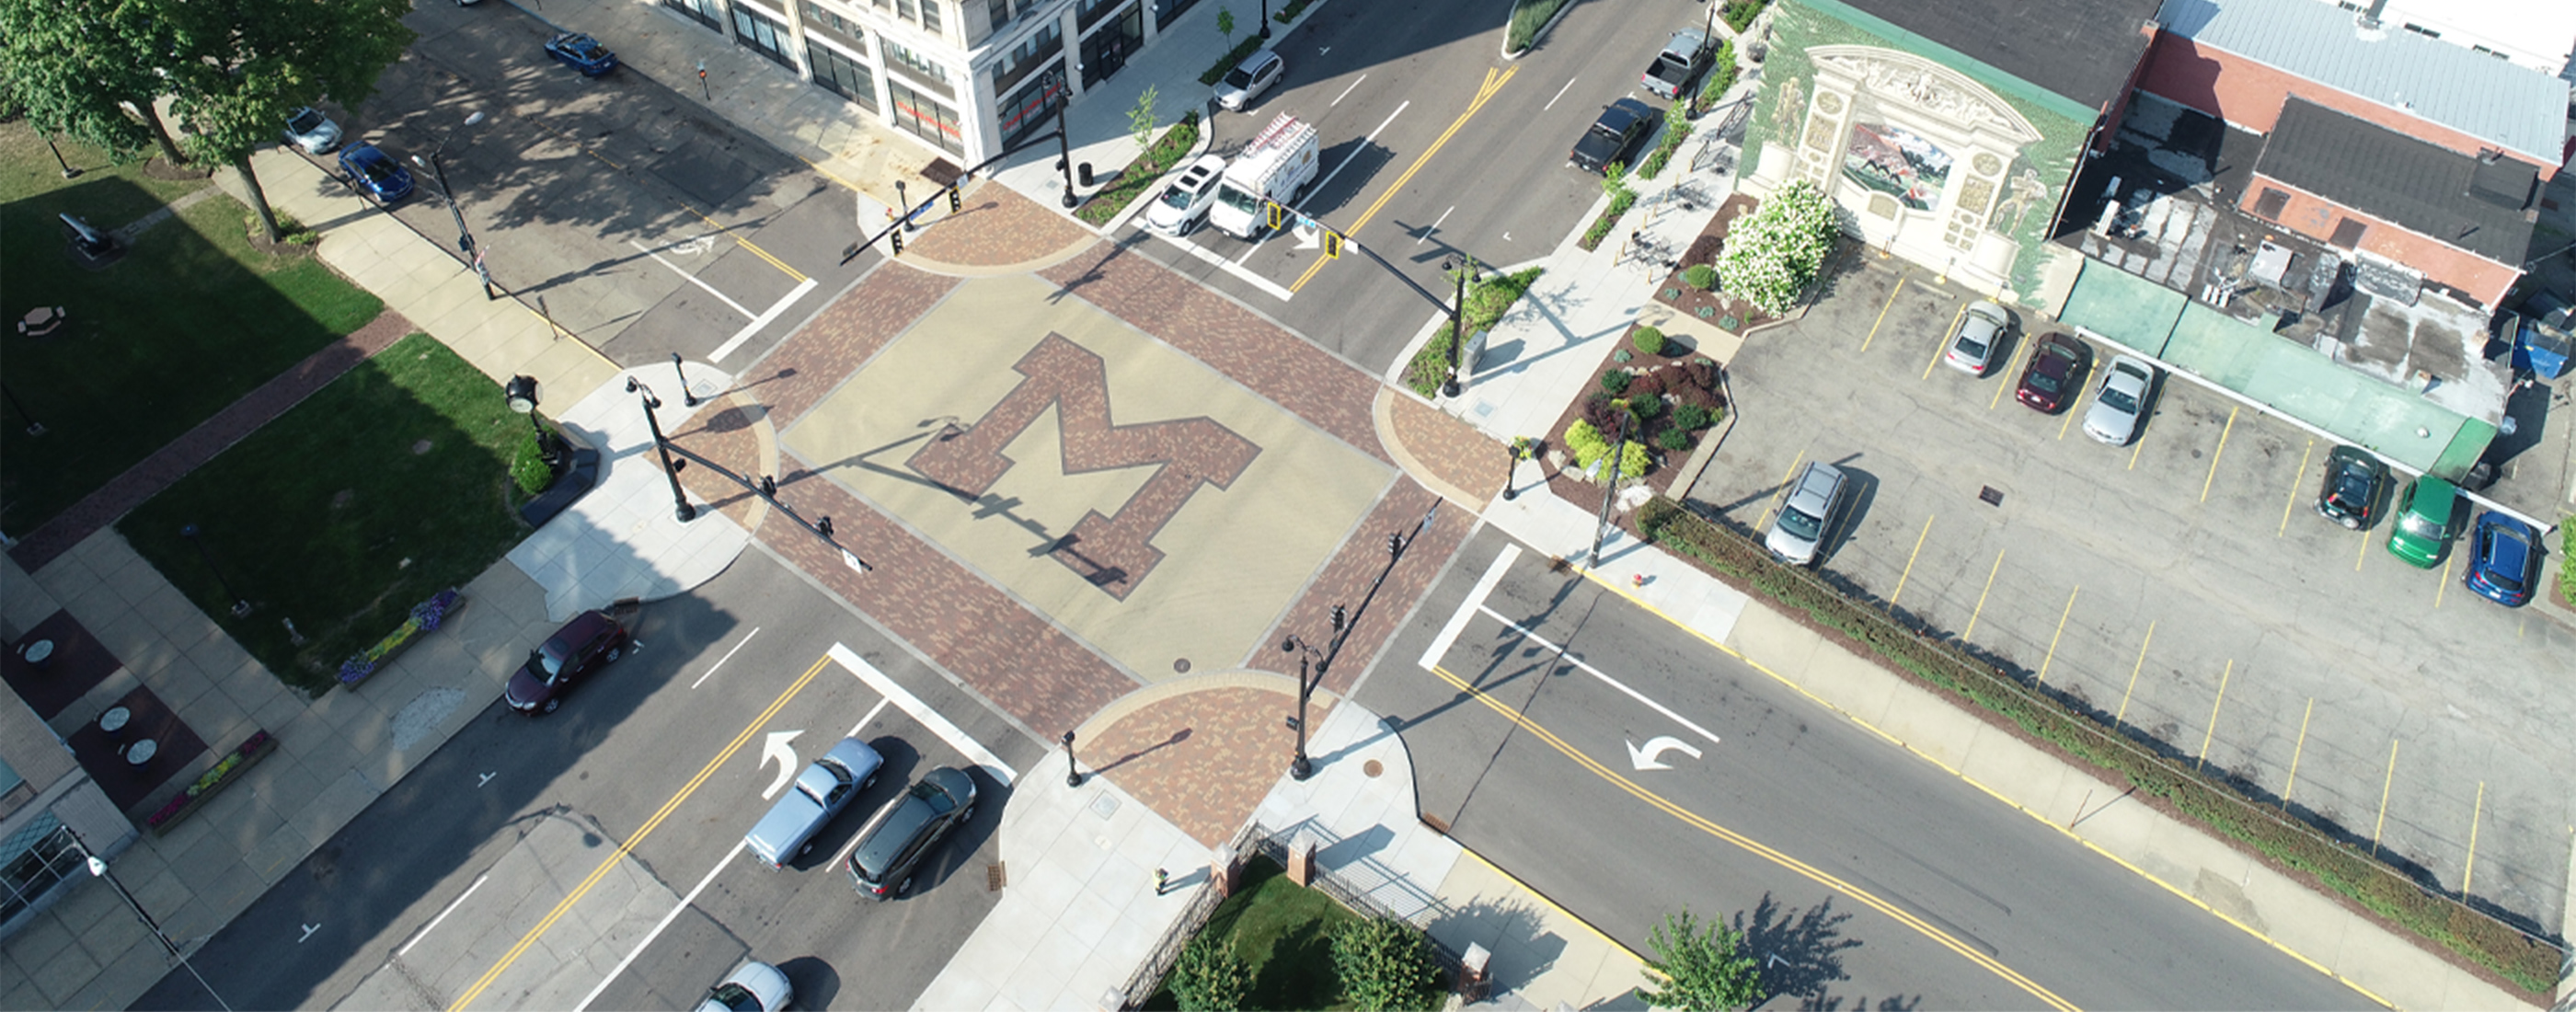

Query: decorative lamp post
411;111;493;299
1259;0;1271;38
626;378;697;523
1441;256;1476;397
180;523;252;617
504;374;557;465
70;834;233;1010
43;133;79;178
1063;730;1083;788
670;352;699;408
1052;71;1078;209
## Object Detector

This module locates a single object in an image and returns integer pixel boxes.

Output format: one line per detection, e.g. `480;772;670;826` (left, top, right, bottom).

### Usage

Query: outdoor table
123;738;157;765
18;638;53;670
98;706;131;736
17;306;65;338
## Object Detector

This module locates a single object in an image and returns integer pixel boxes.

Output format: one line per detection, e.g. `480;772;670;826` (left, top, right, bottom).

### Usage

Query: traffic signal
889;228;903;256
1266;201;1286;231
948;185;962;213
1321;229;1342;259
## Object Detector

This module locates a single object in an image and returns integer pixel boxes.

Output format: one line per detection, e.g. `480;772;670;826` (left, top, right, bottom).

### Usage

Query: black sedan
2313;444;2390;530
544;32;619;75
505;609;630;714
1570;98;1656;174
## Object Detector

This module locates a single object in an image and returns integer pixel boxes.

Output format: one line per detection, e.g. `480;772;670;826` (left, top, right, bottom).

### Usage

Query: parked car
1943;300;2012;376
1214;49;1283;110
2462;511;2541;606
2082;354;2156;445
504;609;628;715
695;960;791;1012
1144;154;1228;236
2384;475;2460;568
336;144;414;203
847;766;977;900
544;31;619;75
1764;461;1847;567
1570;98;1656;174
1640;28;1714;100
2312;445;2390;530
282;107;343;155
2014;332;2089;412
745;737;885;869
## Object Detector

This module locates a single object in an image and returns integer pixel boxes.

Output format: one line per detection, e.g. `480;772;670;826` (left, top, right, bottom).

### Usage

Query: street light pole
1442;256;1474;397
1053;72;1078;209
179;523;251;617
1063;730;1083;788
670;352;699;407
43;133;79;178
411;111;492;300
3;381;44;435
1259;0;1271;38
626;378;698;523
67;834;233;1010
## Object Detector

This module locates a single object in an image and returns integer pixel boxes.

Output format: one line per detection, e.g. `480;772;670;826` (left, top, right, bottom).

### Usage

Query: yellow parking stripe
2036;587;2079;684
1289;65;1515;293
2195;660;2233;771
2279;438;2313;535
1859;275;1906;353
1423;662;2080;1010
1960;548;2005;640
1989;337;2033;410
2114;621;2155;724
1889;514;1934;606
1757;452;1806;532
2198;406;2238;502
1922;301;1969;380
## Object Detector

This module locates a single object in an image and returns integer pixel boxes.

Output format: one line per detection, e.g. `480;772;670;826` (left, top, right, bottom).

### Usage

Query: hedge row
1630;496;2560;995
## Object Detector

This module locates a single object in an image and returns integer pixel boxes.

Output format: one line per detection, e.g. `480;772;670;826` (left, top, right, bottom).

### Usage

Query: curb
1501;0;1578;60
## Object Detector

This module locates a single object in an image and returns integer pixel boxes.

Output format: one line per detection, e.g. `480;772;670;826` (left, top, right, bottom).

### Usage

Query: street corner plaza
785;273;1390;681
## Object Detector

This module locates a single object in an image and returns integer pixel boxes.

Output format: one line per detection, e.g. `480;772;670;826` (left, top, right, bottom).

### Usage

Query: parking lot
1689;252;2576;935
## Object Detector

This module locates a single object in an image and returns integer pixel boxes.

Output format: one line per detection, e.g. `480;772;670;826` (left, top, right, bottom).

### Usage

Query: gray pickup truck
744;737;884;870
1642;29;1713;100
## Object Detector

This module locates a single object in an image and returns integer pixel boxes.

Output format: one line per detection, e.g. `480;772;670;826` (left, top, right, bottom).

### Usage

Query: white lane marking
1306;100;1409;213
629;238;754;319
1134;224;1296;301
852;696;891;737
397;874;489;957
709;277;819;363
574;840;747;1012
690;626;761;689
1330;75;1367;107
1422;544;1521;670
830;643;1018;785
1545;75;1579;111
1417;205;1455;246
759;730;804;799
1477;603;1726;750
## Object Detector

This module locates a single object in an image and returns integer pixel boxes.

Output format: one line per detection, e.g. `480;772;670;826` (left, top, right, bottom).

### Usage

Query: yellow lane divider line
447;655;834;1010
1289;64;1516;293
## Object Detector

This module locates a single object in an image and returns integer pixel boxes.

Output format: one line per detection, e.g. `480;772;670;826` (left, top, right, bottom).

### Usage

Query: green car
2385;476;2459;568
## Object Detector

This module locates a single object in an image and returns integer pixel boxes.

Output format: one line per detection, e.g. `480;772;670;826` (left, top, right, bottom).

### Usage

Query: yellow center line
1960;547;2006;641
1289;65;1515;293
1424;662;2079;1010
448;655;834;1010
2195;659;2234;770
1858;275;1907;353
2115;621;2155;724
2036;586;2079;683
1889;514;1934;606
1921;301;1969;380
1756;452;1807;533
2278;438;2314;535
2198;406;2238;502
2281;698;2315;809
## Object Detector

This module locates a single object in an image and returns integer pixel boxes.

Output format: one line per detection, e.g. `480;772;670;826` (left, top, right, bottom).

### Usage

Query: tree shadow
1246;918;1340;1012
1732;893;1879;1009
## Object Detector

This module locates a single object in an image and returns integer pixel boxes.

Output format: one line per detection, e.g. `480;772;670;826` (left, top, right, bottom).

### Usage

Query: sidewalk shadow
1089;727;1190;777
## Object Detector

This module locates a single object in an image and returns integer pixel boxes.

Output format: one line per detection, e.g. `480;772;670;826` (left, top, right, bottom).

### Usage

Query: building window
895;0;918;20
802;1;867;50
1078;0;1125;30
888;79;965;154
989;0;1012;27
921;0;943;35
993;19;1063;95
2253;188;2289;220
2401;22;2438;37
0;817;79;927
2329;217;2367;248
997;65;1065;147
1153;0;1203;31
664;0;724;30
882;38;955;97
810;40;880;110
733;4;798;69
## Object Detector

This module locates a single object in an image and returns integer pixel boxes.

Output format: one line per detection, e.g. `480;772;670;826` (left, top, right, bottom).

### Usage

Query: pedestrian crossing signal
948;186;963;213
889;229;903;256
1321;230;1342;259
1266;201;1286;231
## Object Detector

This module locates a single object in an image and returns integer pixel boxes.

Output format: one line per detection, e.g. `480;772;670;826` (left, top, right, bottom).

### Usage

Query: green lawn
120;334;531;696
0;122;382;535
1150;856;1363;1010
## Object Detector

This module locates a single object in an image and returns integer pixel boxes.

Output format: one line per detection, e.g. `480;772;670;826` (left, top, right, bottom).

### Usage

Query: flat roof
2256;98;2537;263
1831;0;2163;109
2156;0;2570;162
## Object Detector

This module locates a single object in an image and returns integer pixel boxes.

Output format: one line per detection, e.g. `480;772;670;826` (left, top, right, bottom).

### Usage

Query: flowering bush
147;730;273;828
341;588;464;684
1715;179;1837;316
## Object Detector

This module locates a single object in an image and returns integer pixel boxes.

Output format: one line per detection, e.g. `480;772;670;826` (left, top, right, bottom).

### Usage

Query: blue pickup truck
744;737;883;869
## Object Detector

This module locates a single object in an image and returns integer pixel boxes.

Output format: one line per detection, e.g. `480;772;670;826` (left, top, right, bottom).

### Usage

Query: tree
1637;909;1765;1011
1715;178;1838;316
1332;917;1443;1012
163;0;418;242
1168;935;1249;1012
1129;85;1160;151
0;0;191;164
1216;6;1236;46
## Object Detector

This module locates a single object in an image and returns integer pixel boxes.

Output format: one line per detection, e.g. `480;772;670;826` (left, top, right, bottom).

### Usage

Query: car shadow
1818;460;1876;568
776;956;842;1011
788;734;922;872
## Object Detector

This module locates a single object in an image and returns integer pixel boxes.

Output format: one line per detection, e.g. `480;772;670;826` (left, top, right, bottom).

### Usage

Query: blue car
544;32;618;75
2462;511;2542;607
336;144;413;203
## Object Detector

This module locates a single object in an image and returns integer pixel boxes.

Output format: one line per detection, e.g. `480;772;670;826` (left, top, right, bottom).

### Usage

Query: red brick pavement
1040;240;1389;465
904;182;1094;269
7;309;414;572
1091;685;1322;848
1386;391;1510;500
753;263;960;426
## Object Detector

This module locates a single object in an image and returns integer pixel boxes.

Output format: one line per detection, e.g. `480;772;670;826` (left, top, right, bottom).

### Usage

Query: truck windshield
1216;184;1260;214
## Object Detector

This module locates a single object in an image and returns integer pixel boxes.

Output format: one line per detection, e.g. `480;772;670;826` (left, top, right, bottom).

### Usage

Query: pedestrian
1155;868;1168;895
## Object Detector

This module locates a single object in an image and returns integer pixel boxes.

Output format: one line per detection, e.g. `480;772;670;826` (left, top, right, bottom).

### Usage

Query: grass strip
1075;111;1202;227
1405;267;1545;397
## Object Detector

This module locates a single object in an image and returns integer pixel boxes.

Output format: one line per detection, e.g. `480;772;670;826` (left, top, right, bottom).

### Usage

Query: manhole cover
1979;486;2004;506
1363;759;1383;778
1173;658;1190;673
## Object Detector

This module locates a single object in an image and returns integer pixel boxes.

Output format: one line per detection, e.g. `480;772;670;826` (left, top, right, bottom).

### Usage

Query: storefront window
0;818;78;927
888;80;965;154
663;0;724;31
1152;0;1202;31
997;66;1065;148
732;3;798;69
809;40;880;111
882;39;956;98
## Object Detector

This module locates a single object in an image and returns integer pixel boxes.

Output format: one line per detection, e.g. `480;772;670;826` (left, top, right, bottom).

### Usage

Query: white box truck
1208;112;1319;240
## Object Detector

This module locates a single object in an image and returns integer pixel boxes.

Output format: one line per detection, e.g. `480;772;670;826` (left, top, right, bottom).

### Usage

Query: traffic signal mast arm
1277;201;1456;320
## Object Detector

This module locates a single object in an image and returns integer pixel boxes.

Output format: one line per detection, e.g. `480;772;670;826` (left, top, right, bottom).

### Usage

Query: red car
506;609;629;714
2016;332;2092;413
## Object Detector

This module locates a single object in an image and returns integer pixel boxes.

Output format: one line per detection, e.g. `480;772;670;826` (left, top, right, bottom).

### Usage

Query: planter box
339;588;466;686
145;730;276;834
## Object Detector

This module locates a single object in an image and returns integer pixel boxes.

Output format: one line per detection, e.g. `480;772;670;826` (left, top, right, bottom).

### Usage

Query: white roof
2158;0;2570;162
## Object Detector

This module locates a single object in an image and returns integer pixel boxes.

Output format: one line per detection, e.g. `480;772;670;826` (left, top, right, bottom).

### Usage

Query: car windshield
706;983;761;1012
1954;335;1987;358
535;645;567;677
911;777;959;812
1778;505;1824;541
358;157;397;183
289;109;324;132
1224;66;1255;88
2399;512;2440;537
1158;183;1197;209
2099;387;2136;414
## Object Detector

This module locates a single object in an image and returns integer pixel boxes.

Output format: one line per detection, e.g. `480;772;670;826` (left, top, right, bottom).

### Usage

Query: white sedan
2082;354;2158;445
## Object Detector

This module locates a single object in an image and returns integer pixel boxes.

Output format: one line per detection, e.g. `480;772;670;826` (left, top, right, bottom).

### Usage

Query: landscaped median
1403;266;1545;397
1075;110;1202;228
1627;497;2562;997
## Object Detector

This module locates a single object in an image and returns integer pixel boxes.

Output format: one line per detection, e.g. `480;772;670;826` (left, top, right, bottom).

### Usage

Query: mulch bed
1534;333;1727;503
1652;192;1777;332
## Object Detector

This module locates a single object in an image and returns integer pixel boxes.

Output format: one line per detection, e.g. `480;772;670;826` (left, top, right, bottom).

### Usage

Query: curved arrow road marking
1627;735;1704;771
759;730;802;799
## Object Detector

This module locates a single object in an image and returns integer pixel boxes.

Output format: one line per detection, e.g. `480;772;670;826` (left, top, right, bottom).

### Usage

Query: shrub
1628;371;1666;397
1170;935;1250;1012
1601;370;1633;395
1694;42;1738;116
1581;394;1624;434
1639;908;1765;1011
1626;393;1664;420
1274;0;1314;21
1505;0;1572;53
1719;0;1765;32
1333;917;1443;1012
1200;35;1267;86
1405;267;1546;397
1683;263;1718;291
1716;179;1838;315
1075;111;1202;226
1616;440;1652;477
511;427;555;496
2560;520;2575;606
1578;190;1639;251
1672;403;1711;430
1632;326;1667;356
1566;419;1609;466
1639;101;1694;179
1657;428;1694;452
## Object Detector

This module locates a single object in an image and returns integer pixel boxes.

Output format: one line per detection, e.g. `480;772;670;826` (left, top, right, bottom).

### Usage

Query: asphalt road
133;548;1041;1011
1358;525;2373;1009
1123;0;1705;374
313;0;880;372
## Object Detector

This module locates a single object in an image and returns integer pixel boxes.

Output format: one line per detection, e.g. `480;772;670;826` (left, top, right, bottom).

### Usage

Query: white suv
1144;155;1227;236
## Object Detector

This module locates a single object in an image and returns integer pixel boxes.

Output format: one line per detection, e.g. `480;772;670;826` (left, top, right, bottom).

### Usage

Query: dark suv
505;609;628;714
847;766;977;900
1570;98;1655;174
